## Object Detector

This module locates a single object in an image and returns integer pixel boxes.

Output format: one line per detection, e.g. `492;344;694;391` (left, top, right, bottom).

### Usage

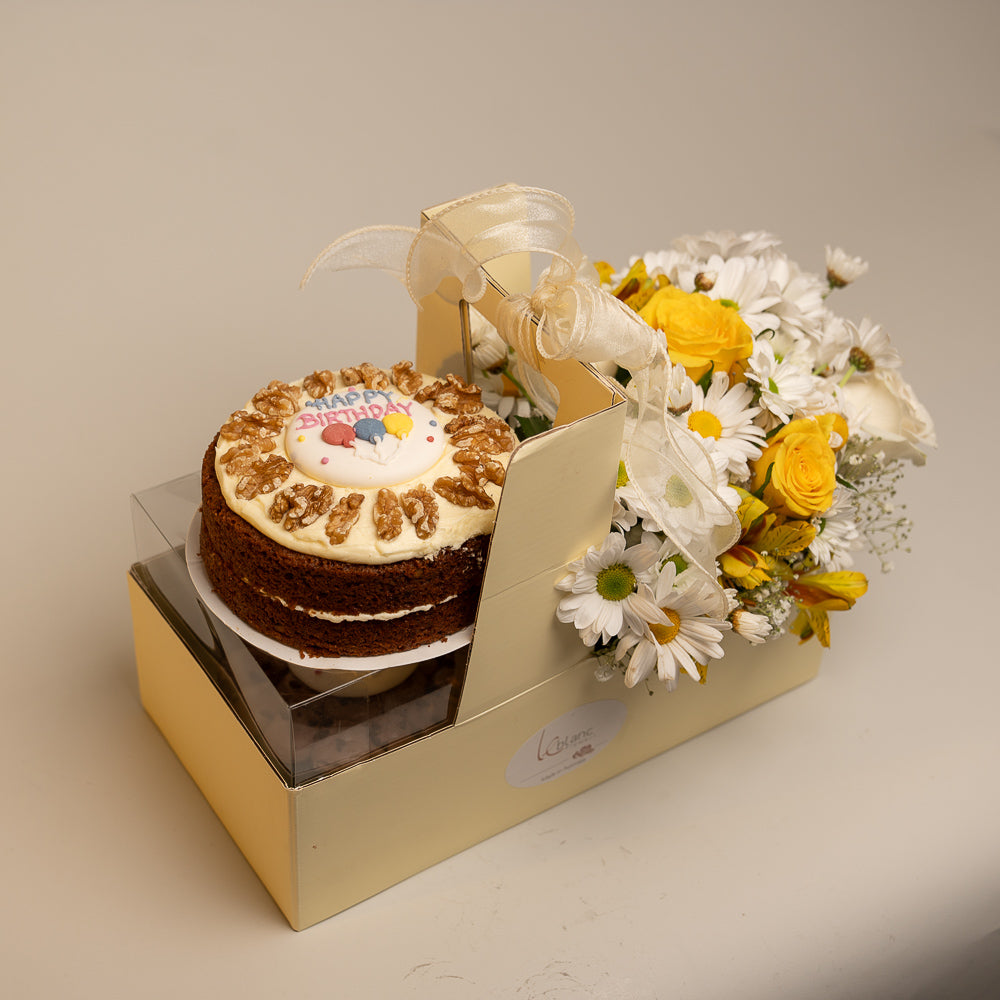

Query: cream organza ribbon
624;368;741;616
301;184;738;614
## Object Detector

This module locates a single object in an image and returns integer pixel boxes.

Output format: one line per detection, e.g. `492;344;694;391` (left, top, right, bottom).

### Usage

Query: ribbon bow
301;184;663;370
301;184;739;615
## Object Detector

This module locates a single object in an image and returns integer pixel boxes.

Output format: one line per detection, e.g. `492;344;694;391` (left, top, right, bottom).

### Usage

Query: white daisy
659;360;695;415
621;355;695;416
555;532;661;648
468;308;507;370
469;309;529;419
731;608;772;644
674;371;766;479
808;313;854;375
745;339;834;427
615;562;731;690
614;479;656;534
620;424;740;549
672;230;782;262
636;249;694;286
825;246;869;288
808;486;862;571
760;249;829;345
480;384;534;423
468;306;559;421
610;494;638;533
831;317;903;377
709;257;784;336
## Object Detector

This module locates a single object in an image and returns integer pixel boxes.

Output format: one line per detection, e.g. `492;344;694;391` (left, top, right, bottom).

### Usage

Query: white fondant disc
284;389;447;489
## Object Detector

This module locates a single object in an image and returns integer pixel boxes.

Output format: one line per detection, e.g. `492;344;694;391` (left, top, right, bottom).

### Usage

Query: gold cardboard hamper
129;191;821;930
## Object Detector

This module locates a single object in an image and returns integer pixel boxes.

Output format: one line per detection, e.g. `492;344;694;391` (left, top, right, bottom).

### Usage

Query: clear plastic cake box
127;192;820;930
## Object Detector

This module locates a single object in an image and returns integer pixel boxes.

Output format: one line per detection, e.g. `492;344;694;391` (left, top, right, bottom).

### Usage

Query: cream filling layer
268;592;456;623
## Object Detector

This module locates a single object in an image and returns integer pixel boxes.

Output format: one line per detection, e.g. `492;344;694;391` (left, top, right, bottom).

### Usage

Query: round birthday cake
199;360;517;658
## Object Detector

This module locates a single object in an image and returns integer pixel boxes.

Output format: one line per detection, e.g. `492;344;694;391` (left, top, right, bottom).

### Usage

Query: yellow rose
751;415;838;518
639;286;753;380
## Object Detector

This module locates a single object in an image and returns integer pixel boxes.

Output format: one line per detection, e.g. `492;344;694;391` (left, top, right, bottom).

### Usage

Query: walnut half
340;362;389;390
415;374;483;415
219;409;283;445
400;485;439;539
234;454;293;500
390;360;424;396
453;450;506;487
268;483;334;531
373;488;403;540
219;440;275;477
433;474;495;510
252;380;301;418
303;369;336;399
324;493;365;544
445;414;517;455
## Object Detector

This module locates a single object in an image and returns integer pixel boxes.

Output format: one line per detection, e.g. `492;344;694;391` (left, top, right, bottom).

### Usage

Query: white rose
838;369;936;464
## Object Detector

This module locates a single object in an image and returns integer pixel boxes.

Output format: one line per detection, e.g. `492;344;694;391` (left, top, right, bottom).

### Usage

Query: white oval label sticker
505;700;628;788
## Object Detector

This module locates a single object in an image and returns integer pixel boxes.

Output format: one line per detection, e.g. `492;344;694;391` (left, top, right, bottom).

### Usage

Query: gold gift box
128;192;820;930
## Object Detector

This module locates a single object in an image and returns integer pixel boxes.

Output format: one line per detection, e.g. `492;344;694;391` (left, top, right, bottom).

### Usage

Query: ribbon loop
623;367;741;618
299;225;419;288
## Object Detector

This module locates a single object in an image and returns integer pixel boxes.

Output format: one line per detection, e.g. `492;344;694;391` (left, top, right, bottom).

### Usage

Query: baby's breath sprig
838;437;912;572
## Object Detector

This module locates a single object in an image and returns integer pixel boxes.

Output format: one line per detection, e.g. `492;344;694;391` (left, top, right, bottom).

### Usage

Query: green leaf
512;413;553;441
663;553;689;574
752;461;774;498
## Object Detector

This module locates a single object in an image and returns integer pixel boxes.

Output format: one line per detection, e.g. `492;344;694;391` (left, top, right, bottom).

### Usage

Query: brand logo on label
505;700;628;789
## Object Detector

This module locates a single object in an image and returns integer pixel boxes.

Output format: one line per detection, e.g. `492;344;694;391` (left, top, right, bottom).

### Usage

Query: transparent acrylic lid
130;472;469;787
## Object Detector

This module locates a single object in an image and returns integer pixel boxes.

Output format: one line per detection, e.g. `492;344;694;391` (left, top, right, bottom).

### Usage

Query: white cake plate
185;513;472;694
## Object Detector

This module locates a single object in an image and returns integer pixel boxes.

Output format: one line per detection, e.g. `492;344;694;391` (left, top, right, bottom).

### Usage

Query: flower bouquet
470;230;934;693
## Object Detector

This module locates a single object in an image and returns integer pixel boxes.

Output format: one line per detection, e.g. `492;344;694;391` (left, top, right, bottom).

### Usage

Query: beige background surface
3;1;998;997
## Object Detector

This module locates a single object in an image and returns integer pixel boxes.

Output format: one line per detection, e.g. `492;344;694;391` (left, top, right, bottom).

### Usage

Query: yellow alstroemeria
724;492;817;592
594;260;616;286
733;486;768;533
754;514;817;558
786;570;868;647
605;258;669;313
719;545;772;588
789;570;868;610
789;606;833;646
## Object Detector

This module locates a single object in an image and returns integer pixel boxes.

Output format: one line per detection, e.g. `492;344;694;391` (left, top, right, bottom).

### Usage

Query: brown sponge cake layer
198;521;480;658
